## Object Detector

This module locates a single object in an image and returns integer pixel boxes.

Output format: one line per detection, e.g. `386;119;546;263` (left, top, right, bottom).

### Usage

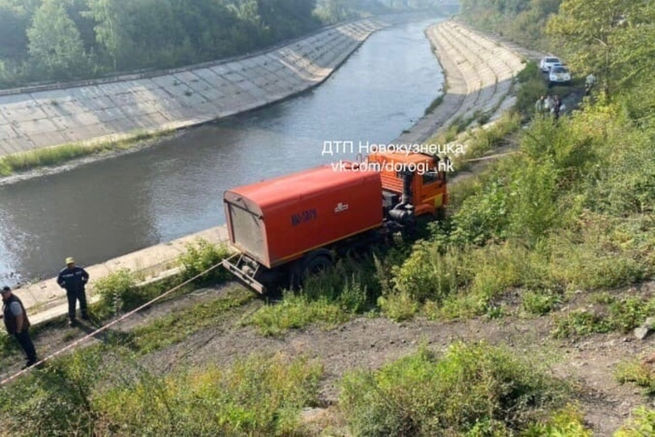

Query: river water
0;16;445;283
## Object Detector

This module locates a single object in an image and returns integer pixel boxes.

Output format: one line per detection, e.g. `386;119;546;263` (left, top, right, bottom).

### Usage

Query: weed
0;130;172;177
378;291;419;322
339;342;566;436
250;293;348;336
178;239;232;283
129;287;254;354
249;259;381;335
93;268;138;317
522;290;560;316
615;359;655;395
522;404;592;436
96;353;322;435
424;94;444;115
552;310;611;338
615;407;655;436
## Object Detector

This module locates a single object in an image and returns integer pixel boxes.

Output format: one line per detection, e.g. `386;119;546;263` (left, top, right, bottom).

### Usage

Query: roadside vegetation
0;0;444;89
339;342;587;436
247;0;655;334
460;0;561;50
0;335;590;436
0;343;323;436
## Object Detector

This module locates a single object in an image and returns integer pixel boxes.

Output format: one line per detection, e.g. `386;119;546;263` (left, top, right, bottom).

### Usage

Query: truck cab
367;150;448;217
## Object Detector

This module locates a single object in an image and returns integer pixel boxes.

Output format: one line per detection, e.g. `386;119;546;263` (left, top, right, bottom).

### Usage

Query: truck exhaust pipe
388;168;415;225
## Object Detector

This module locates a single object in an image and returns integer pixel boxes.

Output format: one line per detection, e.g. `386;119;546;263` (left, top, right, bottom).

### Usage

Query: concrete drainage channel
11;19;528;327
394;20;525;144
0;19;385;158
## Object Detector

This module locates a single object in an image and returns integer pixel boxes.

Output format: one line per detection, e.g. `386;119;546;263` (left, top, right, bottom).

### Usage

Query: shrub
462;111;521;160
339;342;565;436
515;78;548;118
94;268;138;317
178;239;232;282
390;242;464;304
378;291;419;322
95;353;322;436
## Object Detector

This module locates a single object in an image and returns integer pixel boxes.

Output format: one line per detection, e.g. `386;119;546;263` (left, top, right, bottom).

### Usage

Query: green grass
523;404;592;436
128;286;253;354
424;94;444;115
377;101;655;324
615;359;655;395
339;342;568;436
0;348;322;436
249;263;375;336
522;289;561;316
0;130;172;176
95;353;322;436
553;295;655;338
615;407;655;436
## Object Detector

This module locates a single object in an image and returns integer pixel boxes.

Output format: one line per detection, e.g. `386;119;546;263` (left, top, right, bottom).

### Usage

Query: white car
540;56;562;72
549;66;572;85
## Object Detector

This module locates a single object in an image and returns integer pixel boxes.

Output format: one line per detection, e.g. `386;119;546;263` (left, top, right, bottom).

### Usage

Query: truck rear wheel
289;250;334;290
305;255;332;275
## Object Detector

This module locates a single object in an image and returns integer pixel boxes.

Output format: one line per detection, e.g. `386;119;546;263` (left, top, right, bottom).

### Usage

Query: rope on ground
0;256;235;387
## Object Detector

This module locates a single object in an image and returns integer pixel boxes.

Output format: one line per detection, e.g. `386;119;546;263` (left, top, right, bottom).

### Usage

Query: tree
547;0;646;95
27;0;88;79
0;2;30;60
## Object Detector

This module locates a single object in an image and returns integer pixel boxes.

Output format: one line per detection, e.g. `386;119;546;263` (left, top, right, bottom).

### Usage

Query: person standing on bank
1;286;38;368
57;257;90;326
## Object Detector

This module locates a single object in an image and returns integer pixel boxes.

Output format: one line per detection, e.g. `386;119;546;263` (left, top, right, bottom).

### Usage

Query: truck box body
224;164;383;268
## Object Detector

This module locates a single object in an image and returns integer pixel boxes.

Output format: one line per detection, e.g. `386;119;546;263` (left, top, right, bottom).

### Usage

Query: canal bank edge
0;19;387;173
393;20;525;145
14;19;528;327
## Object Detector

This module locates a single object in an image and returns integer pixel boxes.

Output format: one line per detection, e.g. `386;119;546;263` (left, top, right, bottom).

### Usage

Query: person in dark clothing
553;95;562;120
57;257;90;326
1;286;38;368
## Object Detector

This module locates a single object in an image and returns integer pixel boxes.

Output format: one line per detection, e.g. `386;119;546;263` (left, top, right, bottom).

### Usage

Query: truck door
417;163;446;215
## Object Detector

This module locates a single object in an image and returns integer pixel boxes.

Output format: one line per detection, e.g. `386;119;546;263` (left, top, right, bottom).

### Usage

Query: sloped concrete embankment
0;20;384;157
394;20;525;144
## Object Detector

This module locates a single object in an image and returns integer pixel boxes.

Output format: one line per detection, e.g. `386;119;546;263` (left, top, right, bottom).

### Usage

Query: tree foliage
2;0;436;88
27;0;88;78
460;0;561;49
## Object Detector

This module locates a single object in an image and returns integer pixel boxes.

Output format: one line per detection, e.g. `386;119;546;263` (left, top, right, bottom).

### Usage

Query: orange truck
223;150;448;293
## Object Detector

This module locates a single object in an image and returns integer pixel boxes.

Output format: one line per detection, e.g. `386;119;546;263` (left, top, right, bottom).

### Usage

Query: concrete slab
0;19;384;158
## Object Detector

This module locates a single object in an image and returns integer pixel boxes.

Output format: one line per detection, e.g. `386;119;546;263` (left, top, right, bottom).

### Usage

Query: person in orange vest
1;286;38;368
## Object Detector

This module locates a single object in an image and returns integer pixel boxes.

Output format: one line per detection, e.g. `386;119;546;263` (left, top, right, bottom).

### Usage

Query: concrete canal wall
0;19;384;158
